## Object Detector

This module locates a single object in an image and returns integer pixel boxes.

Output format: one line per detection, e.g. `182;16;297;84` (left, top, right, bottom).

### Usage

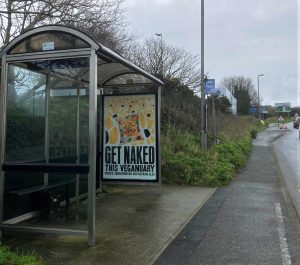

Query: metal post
88;50;97;246
97;88;103;193
160;35;163;76
157;87;162;195
212;95;217;144
205;97;208;142
76;83;80;204
44;76;50;186
257;74;264;121
200;0;206;150
0;57;7;232
257;76;260;120
155;33;163;76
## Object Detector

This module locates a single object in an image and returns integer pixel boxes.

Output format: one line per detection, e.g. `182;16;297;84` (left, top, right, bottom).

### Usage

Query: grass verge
0;245;45;265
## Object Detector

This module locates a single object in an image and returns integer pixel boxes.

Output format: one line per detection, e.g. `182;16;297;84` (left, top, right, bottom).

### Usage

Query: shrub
250;129;257;139
0;245;45;265
161;117;254;187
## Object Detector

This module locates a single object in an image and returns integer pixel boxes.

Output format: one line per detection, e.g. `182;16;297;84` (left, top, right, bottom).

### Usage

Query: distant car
294;117;300;129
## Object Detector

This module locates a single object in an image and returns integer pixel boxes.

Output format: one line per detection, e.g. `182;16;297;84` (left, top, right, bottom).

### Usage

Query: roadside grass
161;115;264;186
0;245;45;265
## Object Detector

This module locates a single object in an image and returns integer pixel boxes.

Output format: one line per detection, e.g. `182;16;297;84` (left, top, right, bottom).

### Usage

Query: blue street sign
204;79;215;94
249;106;256;113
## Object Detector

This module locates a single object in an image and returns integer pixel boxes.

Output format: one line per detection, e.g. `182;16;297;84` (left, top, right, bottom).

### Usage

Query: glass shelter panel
3;58;90;230
5;64;46;162
49;78;77;164
4;65;46;220
9;32;90;54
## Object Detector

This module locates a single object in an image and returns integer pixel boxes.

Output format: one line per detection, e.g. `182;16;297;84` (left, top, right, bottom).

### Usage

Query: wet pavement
272;122;300;220
3;185;215;265
155;125;300;265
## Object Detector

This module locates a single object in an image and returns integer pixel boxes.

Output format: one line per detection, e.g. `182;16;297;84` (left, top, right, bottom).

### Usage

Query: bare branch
130;37;201;89
0;10;60;16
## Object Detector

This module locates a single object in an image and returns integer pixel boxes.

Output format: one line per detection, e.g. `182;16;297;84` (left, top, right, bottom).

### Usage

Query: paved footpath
155;127;300;265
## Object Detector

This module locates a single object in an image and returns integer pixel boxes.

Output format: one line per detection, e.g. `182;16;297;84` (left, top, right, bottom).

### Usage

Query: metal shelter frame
0;25;163;245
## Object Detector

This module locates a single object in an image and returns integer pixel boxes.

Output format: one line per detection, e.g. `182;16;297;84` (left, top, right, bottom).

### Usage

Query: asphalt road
273;123;300;223
154;126;300;265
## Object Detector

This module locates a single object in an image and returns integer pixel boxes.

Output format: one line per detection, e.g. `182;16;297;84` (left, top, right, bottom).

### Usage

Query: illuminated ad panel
102;94;158;182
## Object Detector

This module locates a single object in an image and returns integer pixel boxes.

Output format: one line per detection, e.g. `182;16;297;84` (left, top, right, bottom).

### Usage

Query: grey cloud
123;0;298;106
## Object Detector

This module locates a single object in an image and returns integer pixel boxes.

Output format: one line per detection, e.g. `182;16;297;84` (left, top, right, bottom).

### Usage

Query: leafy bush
250;129;257;139
161;116;255;187
162;152;205;185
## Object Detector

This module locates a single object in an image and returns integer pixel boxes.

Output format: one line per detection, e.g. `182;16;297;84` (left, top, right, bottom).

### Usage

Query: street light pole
200;0;206;149
257;74;264;120
155;33;163;76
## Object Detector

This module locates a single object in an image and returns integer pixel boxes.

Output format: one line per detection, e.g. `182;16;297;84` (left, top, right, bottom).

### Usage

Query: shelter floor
3;185;215;265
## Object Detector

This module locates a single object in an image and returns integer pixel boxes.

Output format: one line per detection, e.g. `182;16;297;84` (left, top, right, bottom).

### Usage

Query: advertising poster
102;94;158;181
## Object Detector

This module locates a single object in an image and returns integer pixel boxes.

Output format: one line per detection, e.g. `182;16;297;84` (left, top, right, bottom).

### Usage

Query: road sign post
204;79;217;144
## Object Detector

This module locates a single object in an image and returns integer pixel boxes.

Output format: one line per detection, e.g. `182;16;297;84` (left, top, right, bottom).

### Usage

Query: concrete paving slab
3;185;215;265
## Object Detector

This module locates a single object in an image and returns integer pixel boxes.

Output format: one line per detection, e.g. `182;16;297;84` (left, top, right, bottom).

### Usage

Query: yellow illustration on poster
102;94;157;181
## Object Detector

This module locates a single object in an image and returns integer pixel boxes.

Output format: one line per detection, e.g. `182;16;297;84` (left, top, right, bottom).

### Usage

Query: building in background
215;87;237;115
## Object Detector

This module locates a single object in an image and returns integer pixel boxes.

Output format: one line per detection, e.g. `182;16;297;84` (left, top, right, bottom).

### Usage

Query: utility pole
200;0;206;150
155;33;163;76
257;74;264;120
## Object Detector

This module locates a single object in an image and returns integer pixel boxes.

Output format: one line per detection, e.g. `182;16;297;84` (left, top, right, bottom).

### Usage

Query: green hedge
161;128;252;187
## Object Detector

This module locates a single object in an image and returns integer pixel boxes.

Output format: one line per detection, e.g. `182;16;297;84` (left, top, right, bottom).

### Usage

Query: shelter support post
157;86;162;195
0;57;7;237
88;49;97;246
44;76;50;186
76;83;81;204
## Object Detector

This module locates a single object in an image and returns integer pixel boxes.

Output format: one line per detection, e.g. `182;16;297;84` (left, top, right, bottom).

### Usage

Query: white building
215;87;237;115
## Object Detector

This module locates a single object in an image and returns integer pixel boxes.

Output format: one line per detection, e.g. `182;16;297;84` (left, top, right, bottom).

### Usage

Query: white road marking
275;203;292;265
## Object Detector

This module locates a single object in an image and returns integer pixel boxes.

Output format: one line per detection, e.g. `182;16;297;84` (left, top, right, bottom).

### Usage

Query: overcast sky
122;0;299;107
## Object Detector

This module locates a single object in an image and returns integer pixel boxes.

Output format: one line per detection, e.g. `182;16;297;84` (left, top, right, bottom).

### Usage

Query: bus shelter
0;25;163;245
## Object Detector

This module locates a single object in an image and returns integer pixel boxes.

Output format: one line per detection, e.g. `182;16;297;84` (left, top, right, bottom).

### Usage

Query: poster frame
101;92;160;184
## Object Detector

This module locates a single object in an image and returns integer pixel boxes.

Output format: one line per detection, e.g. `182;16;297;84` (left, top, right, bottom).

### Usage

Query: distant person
278;115;283;121
278;115;284;128
294;113;299;129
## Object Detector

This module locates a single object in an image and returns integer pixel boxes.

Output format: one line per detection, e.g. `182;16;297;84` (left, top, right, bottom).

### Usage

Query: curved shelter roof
0;25;163;87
